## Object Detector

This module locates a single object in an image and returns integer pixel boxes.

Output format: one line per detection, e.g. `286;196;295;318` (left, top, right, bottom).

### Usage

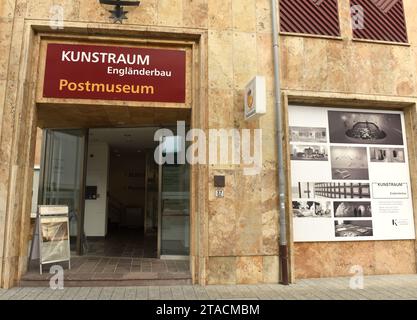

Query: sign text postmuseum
43;43;186;103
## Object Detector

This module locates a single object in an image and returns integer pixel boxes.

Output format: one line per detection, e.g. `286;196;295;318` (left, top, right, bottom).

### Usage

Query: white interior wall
84;142;109;237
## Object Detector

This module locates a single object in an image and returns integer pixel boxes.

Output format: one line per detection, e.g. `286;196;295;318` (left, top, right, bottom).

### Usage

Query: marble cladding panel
123;0;158;26
208;0;232;30
208;170;237;256
232;0;257;33
183;0;208;29
232;32;257;90
236;256;263;284
235;172;263;256
256;33;274;91
256;0;271;34
294;241;416;279
0;0;16;19
26;0;80;20
208;89;234;128
0;20;13;81
262;255;279;283
0;80;17;165
208;30;233;90
157;0;183;27
207;256;237;285
208;255;278;284
281;37;417;97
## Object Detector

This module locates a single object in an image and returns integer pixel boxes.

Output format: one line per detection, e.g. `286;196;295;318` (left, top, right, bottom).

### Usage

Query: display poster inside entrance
289;105;415;242
43;43;186;103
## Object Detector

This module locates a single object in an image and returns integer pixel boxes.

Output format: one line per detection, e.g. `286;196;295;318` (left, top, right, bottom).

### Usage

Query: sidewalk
1;274;417;300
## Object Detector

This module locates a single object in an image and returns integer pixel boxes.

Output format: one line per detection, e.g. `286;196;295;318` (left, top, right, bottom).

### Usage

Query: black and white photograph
370;147;406;163
330;146;369;180
290;126;327;143
328;111;404;145
334;201;372;218
290;144;328;161
334;220;373;237
292;201;315;217
292;201;332;218
314;182;370;199
314;201;332;217
292;182;315;199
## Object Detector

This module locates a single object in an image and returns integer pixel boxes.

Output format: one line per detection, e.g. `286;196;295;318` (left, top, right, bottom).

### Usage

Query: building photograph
0;0;417;303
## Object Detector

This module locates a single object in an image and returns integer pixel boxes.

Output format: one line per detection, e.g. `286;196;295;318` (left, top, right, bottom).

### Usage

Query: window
350;0;408;43
279;0;341;37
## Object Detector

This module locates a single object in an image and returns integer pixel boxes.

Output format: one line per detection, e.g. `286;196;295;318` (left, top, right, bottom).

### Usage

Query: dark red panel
279;0;341;37
350;0;408;43
43;43;186;103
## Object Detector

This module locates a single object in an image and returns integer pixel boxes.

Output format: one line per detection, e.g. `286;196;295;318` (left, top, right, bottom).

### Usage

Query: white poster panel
289;105;415;242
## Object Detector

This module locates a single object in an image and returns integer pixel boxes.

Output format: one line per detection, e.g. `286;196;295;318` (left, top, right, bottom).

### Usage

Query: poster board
289;105;415;242
37;205;71;273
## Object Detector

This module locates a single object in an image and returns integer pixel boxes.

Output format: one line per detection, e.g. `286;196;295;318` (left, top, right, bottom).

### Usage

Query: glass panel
160;152;190;256
145;152;158;234
39;129;86;253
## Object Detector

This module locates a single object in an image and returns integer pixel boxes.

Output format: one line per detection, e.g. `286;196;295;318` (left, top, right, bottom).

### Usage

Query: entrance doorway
38;126;190;259
24;124;191;286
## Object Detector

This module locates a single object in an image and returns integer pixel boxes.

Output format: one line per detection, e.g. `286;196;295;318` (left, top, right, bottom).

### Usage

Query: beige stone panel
232;0;256;33
0;20;13;81
302;38;328;92
157;0;183;27
292;242;416;279
208;30;233;90
0;0;15;19
391;46;416;96
0;80;17;165
374;240;416;275
78;0;109;23
348;43;373;94
208;170;237;256
233;32;257;90
208;89;234;128
256;33;274;92
183;0;208;29
263;255;279;283
280;37;304;90
34;128;43;167
294;242;339;278
256;0;271;34
127;0;158;26
338;0;352;40
208;0;232;30
1;256;18;288
262;209;278;255
403;0;417;45
326;41;349;93
0;79;6;133
235;172;263;255
232;89;245;126
4;18;24;82
236;256;263;284
262;131;276;165
330;242;376;277
26;0;80;20
370;46;395;96
207;257;236;284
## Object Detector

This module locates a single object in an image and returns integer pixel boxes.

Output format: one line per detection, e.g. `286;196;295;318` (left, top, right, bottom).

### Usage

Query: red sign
43;43;186;103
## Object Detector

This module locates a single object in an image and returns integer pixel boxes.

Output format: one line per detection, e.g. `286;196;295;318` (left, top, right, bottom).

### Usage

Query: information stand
30;205;71;274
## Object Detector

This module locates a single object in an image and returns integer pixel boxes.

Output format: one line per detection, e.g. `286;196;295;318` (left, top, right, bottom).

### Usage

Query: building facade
0;0;416;289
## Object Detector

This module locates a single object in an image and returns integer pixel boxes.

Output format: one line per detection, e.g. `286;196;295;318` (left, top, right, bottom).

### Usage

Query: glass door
38;129;88;255
158;136;190;258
